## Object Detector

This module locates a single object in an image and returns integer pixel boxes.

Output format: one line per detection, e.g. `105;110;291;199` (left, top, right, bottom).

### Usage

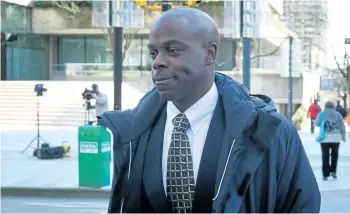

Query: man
308;100;321;133
91;83;108;116
335;100;347;119
98;8;320;213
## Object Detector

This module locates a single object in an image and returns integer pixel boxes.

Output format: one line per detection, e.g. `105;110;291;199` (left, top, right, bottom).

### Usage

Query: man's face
148;18;207;102
92;86;99;93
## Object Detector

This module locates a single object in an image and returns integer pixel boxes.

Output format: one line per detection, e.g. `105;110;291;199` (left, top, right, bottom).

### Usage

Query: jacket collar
99;72;259;144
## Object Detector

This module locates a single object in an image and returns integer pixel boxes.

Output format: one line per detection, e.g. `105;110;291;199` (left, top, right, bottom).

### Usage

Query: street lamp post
288;36;293;120
162;1;172;11
113;27;123;111
109;0;123;111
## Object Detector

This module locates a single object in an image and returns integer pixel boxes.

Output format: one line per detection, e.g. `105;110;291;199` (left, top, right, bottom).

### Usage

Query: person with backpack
314;101;346;181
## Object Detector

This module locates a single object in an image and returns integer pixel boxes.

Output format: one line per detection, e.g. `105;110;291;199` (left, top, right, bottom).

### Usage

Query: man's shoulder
100;92;107;97
335;110;345;119
258;110;300;150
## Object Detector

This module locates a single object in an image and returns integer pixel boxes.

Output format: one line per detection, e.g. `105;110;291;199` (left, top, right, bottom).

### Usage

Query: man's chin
158;90;176;101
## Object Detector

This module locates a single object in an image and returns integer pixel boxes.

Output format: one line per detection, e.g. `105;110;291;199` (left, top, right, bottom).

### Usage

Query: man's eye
168;48;180;54
149;51;158;59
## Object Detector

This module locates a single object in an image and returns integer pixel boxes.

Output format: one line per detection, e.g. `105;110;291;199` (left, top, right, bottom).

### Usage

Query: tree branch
122;28;141;62
54;2;80;14
103;28;113;53
333;51;347;77
250;37;288;60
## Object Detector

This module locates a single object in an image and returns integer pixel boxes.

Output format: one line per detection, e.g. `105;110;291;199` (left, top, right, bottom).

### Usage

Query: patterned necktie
167;113;195;213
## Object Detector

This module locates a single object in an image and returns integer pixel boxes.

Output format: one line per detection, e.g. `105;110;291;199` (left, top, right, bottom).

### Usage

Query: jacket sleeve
275;123;321;213
108;161;122;213
96;114;131;213
108;135;131;213
93;93;107;105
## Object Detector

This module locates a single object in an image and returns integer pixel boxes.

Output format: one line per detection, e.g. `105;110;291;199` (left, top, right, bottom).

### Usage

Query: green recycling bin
78;125;111;188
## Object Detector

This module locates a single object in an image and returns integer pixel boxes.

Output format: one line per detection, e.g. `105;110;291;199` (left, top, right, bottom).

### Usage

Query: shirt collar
167;83;219;134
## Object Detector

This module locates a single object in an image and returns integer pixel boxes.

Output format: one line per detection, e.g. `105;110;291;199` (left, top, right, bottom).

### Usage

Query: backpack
316;111;325;142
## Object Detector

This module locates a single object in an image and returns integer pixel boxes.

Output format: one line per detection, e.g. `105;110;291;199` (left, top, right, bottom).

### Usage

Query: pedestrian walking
335;100;347;119
315;101;346;181
308;100;321;133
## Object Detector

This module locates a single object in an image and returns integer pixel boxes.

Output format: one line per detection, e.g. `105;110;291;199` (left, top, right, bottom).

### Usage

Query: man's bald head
151;7;220;47
148;8;219;109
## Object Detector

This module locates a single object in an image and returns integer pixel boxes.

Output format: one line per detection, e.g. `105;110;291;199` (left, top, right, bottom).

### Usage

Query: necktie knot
172;113;190;132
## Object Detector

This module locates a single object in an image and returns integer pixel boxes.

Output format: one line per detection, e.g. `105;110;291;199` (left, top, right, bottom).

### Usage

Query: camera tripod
84;100;96;125
21;97;49;155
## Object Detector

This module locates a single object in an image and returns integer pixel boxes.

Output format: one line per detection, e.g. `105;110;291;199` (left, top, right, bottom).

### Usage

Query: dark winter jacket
98;72;321;213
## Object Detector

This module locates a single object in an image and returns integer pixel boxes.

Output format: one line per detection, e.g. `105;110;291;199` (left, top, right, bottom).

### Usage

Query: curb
1;186;111;198
321;188;350;193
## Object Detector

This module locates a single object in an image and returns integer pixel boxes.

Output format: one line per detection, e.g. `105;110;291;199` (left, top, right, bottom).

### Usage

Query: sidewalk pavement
0;126;112;197
1;127;350;195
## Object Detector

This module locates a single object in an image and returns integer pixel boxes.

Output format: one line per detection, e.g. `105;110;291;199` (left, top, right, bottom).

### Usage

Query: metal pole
37;99;40;148
288;36;293;120
113;27;123;110
243;38;251;91
162;1;171;12
109;0;123;110
240;0;250;91
1;32;7;80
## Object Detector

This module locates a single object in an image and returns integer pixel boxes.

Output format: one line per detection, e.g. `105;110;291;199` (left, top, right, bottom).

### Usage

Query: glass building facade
6;34;49;80
1;1;31;34
1;1;50;80
58;36;112;64
0;1;234;81
56;35;152;70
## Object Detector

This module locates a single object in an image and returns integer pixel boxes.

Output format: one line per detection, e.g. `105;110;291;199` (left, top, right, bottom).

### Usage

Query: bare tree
333;50;350;111
283;0;328;69
250;38;288;60
219;0;328;71
217;37;288;70
103;27;142;63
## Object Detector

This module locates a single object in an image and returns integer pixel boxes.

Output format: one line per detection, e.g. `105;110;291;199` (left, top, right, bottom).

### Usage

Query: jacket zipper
120;141;132;213
212;139;236;201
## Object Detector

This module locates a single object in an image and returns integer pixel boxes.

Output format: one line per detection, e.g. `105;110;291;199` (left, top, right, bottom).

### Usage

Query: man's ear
205;42;217;65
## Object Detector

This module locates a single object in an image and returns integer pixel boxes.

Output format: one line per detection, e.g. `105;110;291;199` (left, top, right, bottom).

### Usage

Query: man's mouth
154;77;174;85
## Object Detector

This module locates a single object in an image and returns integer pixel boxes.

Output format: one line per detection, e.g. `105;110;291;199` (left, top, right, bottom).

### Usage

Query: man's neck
173;71;215;112
172;100;195;113
172;82;214;112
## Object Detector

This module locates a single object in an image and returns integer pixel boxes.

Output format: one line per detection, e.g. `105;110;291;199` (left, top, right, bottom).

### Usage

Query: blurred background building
0;0;325;128
282;0;328;71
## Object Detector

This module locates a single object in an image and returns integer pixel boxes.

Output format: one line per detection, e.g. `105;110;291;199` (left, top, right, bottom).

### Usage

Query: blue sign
345;38;350;44
320;78;334;91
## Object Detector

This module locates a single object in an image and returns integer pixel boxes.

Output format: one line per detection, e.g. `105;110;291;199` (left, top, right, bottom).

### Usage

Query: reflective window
58;37;85;64
86;37;111;63
57;36;154;70
124;38;142;68
58;36;112;64
6;34;49;80
140;37;152;69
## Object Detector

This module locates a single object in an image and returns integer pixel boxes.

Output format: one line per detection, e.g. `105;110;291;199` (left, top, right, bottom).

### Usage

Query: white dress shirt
162;83;219;194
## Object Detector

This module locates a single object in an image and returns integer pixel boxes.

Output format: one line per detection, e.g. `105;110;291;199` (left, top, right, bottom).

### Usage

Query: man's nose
152;52;167;70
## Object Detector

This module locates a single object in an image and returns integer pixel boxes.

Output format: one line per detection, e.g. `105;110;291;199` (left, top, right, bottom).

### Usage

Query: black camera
82;88;95;111
82;88;94;100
